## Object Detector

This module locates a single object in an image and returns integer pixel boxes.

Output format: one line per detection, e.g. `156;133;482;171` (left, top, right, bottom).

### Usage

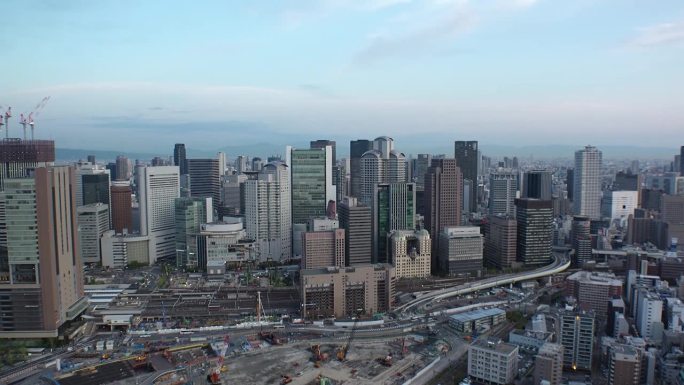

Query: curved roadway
396;254;571;314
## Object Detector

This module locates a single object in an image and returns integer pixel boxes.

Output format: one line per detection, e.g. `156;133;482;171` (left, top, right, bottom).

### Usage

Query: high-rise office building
349;139;373;199
566;168;574;201
373;182;416;263
534;343;564;385
110;182;132;234
613;171;640;191
455;141;478;212
573;145;603;219
571;216;592;267
338;196;372;266
680;146;684;176
515;198;553;266
559;310;595;371
115;155;131;181
174;197;210;268
75;162;111;209
565;271;623;317
484;215;517;269
137;166;180;263
425;158;463;271
601;190;638;224
77;203;110;265
438;226;483;277
389;229;431;279
244;161;292;262
173;143;187;175
523;170;553;200
489;169;518;216
302;228;345;269
221;173;247;216
286;146;335;226
360;136;407;206
0;166;87;338
310;140;341;201
251;157;263;172
411;154;432;190
187;158;221;209
636;292;663;340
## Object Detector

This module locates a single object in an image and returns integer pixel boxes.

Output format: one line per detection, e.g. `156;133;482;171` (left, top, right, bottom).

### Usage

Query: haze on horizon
1;0;683;153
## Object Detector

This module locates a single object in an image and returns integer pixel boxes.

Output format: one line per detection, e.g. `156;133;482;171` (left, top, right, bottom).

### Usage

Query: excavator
336;309;363;362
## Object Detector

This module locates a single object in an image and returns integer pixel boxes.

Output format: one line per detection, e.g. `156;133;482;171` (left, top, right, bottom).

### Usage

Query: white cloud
627;20;684;48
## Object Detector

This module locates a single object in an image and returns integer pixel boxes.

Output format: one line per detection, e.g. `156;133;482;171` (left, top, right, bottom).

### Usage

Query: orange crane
337;309;363;361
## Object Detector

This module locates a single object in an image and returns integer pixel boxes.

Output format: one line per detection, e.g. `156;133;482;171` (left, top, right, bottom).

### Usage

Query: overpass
396;254;571;314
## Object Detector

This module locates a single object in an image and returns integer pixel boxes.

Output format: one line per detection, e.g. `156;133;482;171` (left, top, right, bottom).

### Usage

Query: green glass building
373;182;416;263
174;197;208;268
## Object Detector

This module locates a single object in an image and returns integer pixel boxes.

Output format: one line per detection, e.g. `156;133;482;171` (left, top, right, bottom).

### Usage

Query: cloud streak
627;20;684;48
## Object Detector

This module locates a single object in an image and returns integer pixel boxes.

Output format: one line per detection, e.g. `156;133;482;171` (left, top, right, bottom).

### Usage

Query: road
396;254;570;314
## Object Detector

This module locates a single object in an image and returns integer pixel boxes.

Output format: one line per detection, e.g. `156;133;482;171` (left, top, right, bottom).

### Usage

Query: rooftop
471;337;518;354
567;271;622;286
450;308;505;323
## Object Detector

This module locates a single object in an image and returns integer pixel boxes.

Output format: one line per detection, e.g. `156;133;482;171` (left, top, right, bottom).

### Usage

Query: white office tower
244;161;292;262
77;203;110;264
489;169;518;217
573;145;602;219
636;292;663;341
360;136;407;206
137;166;180;263
601;190;638;225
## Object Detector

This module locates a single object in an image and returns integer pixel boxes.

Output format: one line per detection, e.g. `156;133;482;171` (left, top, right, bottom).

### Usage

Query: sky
1;0;683;155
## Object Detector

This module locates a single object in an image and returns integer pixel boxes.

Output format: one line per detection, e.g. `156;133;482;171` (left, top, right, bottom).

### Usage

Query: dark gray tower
350;139;373;199
454;141;478;212
173;143;187;175
523;170;553;200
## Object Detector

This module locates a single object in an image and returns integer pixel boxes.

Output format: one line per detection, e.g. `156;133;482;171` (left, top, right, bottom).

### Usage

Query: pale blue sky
1;0;683;153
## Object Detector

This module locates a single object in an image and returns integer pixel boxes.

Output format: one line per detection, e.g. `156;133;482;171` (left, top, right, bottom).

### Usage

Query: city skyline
1;1;683;152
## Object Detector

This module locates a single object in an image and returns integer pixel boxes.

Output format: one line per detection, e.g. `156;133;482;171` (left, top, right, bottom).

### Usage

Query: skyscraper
571;216;592;267
489;169;518;216
566;168;574;201
439;226;483;277
338;196;372;266
310;140;340;201
75;162;111;208
523;170;553;200
286;146;335;226
173;143;187;175
244;161;292;262
455;141;478;212
360;136;407;206
373;182;416;263
484;215;517;269
137;166;180;263
516;198;553;266
187;158;221;209
115;155;131;181
0;166;87;338
175;197;209;268
110;182;132;234
425;158;463;272
680;145;684;176
573;145;603;219
349;139;373;199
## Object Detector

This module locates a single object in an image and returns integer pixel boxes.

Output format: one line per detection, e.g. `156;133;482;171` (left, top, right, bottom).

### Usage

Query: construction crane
19;113;28;140
28;96;50;141
336;309;363;362
3;106;11;139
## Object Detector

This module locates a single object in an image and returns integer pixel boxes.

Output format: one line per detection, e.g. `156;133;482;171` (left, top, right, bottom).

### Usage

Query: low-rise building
468;338;519;385
449;308;506;333
508;329;554;351
534;342;564;385
101;230;150;268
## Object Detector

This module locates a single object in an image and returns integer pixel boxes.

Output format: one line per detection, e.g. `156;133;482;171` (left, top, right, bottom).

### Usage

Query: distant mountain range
56;142;678;163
